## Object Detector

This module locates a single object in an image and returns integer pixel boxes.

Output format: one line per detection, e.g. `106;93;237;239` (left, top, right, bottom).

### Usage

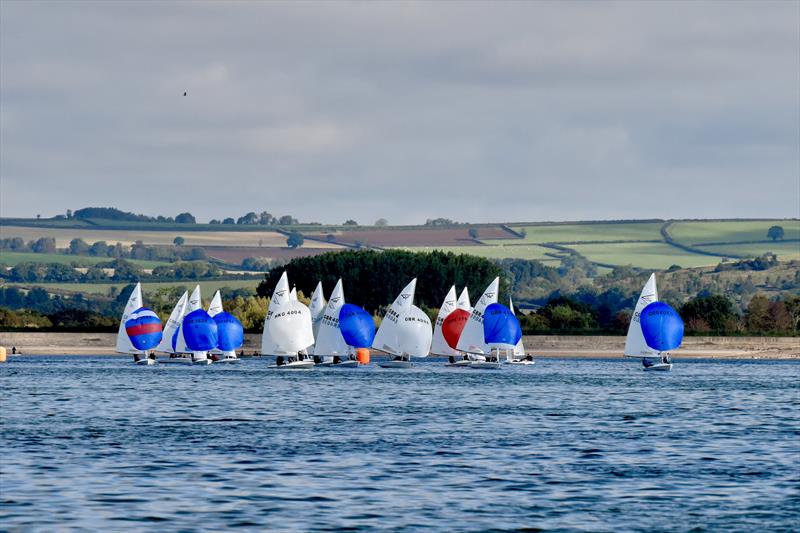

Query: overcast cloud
1;0;798;224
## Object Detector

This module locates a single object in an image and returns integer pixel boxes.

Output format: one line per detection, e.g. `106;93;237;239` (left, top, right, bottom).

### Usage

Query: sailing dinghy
457;277;499;365
339;303;376;366
436;286;472;367
312;280;359;367
116;282;162;365
155;291;191;364
262;272;315;369
624;274;675;371
374;279;432;368
174;285;214;364
639;301;684;372
506;297;534;365
471;303;522;370
207;291;243;363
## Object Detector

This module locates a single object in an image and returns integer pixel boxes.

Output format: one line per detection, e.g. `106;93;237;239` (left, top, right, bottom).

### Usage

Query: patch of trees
233;211;300;226
715;253;779;272
424;218;463;226
286;232;304;249
1;237;57;254
257;249;505;314
767;225;784;241
73;207;156;222
0;259;224;283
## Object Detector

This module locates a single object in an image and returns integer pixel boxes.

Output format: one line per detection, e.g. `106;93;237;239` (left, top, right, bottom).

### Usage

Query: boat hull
276;360;315;370
469;361;502;370
445;359;472;367
379;360;413;369
644;363;673;372
507;360;535;365
159;356;194;364
134;358;156;366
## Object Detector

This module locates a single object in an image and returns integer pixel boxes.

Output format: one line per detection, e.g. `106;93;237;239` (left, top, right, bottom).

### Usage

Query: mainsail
372;278;417;355
262;272;314;355
155;290;188;354
175;285;202;354
397;305;433;357
624;273;659;357
115;282;143;354
430;286;459;356
313;279;349;356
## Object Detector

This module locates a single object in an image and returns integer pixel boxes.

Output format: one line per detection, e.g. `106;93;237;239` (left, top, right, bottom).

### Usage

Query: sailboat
155;291;192;364
472;303;522;370
431;286;460;357
309;282;326;342
313;279;358;367
206;290;243;364
506;297;534;365
435;286;472;367
456;277;499;364
374;279;432;368
116;282;162;365
625;274;673;371
339;303;376;365
262;272;315;369
174;285;214;364
639;300;684;372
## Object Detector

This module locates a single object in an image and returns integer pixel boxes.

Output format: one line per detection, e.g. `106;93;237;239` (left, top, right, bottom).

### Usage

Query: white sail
290;287;298;301
430;286;459;356
313;279;349;357
207;290;223;317
397;305;433;358
372;278;417;354
261;272;289;354
456;277;499;354
268;299;315;354
457;287;471;311
115;282;143;354
175;285;202;354
155;291;188;354
624;273;659;357
309;282;326;338
510;297;525;357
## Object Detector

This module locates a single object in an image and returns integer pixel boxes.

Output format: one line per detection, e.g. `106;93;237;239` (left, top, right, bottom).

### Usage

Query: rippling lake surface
1;356;798;532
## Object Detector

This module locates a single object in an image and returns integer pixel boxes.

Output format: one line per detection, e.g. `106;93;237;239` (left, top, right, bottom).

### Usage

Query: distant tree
325;234;336;243
681;295;738;333
30;237;56;254
745;294;770;332
767;225;785;241
259;211;275;225
173;236;185;246
425;217;456;226
286;231;304;249
66;209;73;219
188;247;207;260
175;212;196;224
36;214;41;220
278;215;297;225
68;238;90;255
209;219;221;225
222;217;235;225
375;218;388;226
354;240;363;249
237;212;258;225
468;228;479;239
344;219;359;226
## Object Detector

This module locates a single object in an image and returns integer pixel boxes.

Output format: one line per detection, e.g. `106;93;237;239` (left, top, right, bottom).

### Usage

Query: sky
1;1;798;225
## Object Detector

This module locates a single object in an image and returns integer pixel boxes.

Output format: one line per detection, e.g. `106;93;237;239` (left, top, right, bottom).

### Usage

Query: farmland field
4;279;263;296
0;251;168;269
398;245;563;262
307;226;516;247
668;220;800;245
203;246;345;263
0;226;311;248
485;222;665;244
567;243;722;269
694;241;800;261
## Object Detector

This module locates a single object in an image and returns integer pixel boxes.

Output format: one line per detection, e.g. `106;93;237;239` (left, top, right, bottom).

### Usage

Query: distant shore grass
0;251;168;269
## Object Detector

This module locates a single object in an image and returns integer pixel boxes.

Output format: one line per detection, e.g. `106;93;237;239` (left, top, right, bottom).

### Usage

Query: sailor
642;358;654;368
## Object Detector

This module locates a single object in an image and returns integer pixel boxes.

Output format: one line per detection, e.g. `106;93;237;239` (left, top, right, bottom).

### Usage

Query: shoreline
1;333;797;360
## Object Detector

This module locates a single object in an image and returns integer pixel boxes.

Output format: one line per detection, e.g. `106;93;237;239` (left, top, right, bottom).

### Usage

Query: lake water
1;356;798;532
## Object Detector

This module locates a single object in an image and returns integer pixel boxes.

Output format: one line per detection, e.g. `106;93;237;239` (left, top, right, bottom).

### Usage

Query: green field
694;241;800;261
669;220;800;245
0;251;168;269
567;242;722;270
485;222;665;244
4;279;262;296
399;245;563;262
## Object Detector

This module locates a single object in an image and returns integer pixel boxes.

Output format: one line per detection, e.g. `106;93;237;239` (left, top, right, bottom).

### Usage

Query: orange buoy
356;348;370;365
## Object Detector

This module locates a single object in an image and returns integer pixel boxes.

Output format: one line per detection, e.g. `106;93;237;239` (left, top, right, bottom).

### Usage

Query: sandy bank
0;333;797;359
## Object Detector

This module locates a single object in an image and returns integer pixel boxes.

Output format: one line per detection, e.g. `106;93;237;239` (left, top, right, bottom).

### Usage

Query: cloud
1;0;797;223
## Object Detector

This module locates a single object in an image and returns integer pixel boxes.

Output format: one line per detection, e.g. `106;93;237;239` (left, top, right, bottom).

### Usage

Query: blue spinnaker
182;309;218;351
125;307;163;350
483;303;522;349
640;301;684;352
339;304;376;348
214;312;244;351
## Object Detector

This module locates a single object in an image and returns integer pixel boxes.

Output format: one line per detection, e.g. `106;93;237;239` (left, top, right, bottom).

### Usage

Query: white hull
134;358;156;366
445;359;472;367
193;358;212;365
213;357;239;364
330;359;360;368
469;361;502;370
276;360;315;370
507;359;535;365
379;360;413;369
644;363;673;372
